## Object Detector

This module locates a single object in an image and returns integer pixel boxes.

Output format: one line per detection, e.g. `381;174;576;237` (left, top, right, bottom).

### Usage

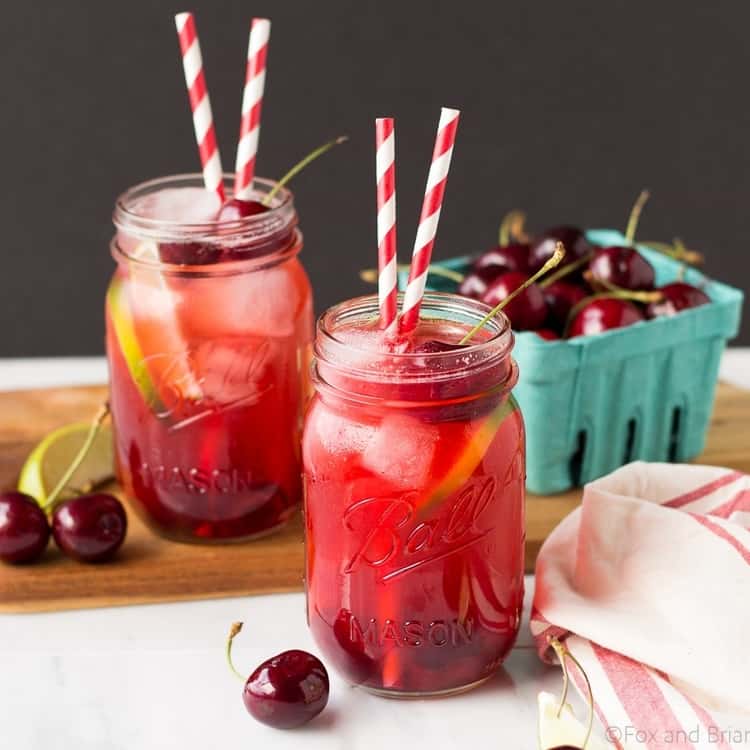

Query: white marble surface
0;351;748;749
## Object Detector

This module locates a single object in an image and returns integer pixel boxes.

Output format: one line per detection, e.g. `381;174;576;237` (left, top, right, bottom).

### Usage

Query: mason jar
107;174;312;542
303;293;525;697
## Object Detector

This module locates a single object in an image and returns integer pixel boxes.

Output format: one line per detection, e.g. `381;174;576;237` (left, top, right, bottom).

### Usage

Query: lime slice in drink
107;241;202;413
420;395;519;514
18;422;114;504
107;271;164;412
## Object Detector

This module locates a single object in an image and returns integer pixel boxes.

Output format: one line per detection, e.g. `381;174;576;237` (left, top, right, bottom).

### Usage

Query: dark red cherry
413;339;469;354
588;246;655;290
535;328;560;341
0;491;50;564
243;650;329;729
217;198;270;222
474;242;530;276
543;281;588;328
567;298;644;337
482;271;548;331
646;282;710;318
52;493;127;563
458;265;500;299
158;241;221;265
529;226;592;273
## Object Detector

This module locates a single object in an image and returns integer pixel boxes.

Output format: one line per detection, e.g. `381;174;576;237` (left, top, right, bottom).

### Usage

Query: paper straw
234;18;271;200
175;12;225;202
399;107;460;334
375;118;398;332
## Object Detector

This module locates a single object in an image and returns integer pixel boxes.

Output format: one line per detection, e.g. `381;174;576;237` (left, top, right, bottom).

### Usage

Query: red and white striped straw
175;12;225;203
234;18;271;200
375;118;398;332
399;107;460;334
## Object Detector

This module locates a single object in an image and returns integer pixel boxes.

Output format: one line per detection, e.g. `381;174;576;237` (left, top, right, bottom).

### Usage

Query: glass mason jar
106;174;313;542
302;293;525;697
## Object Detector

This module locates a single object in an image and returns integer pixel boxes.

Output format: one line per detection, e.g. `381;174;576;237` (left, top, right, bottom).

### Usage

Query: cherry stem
638;239;704;266
226;622;246;681
42;402;110;513
459;243;565;345
624;189;650;245
550;638;594;750
538;252;592;289
498;210;528;246
262;136;349;207
359;264;465;285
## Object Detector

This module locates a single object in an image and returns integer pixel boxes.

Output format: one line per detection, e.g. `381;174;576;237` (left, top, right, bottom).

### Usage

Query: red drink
106;175;312;541
303;294;525;697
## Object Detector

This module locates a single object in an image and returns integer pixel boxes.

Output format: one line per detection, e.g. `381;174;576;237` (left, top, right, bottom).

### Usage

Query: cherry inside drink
107;175;312;541
303;293;525;697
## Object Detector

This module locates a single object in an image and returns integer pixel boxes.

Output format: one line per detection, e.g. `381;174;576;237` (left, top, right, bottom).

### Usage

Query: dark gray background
1;0;748;356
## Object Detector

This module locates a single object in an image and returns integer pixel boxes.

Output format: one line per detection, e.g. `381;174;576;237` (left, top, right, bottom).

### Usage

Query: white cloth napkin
532;462;750;749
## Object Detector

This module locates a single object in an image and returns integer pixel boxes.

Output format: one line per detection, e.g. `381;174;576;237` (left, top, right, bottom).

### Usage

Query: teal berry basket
399;228;744;495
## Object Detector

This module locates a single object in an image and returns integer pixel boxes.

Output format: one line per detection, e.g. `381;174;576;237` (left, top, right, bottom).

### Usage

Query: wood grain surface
0;383;747;613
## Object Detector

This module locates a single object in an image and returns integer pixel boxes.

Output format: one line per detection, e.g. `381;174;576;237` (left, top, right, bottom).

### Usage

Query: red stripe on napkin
689;513;750;565
592;643;695;750
664;471;743;509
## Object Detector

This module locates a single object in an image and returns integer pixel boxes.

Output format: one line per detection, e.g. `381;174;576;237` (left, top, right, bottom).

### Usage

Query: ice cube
176;262;311;339
191;337;275;404
362;414;439;490
303;405;376;480
131;187;221;224
314;407;376;457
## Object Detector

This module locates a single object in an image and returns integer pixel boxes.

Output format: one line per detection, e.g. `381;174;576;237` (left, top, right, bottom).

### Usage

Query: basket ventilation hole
569;430;587;486
668;407;682;462
623;418;637;463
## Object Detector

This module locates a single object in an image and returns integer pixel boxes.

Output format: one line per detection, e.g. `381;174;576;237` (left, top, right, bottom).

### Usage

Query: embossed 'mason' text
138;464;255;494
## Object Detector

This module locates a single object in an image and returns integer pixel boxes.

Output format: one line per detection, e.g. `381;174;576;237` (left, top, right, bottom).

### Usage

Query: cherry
158;241;221;265
217;198;270;222
588;246;655;290
413;339;469;354
567;298;644;338
482;271;548;331
535;328;560;341
474;242;530;276
242;649;329;730
646;281;710;318
542;281;588;328
0;491;50;564
458;266;498;300
528;226;592;273
51;493;127;563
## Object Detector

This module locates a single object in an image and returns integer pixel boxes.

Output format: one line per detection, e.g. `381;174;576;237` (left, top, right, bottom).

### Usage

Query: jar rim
318;292;512;361
111;173;301;275
113;173;294;235
312;292;517;406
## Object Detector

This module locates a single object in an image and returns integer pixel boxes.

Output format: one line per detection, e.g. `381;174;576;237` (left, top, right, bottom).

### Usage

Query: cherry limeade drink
303;293;525;696
107;175;312;541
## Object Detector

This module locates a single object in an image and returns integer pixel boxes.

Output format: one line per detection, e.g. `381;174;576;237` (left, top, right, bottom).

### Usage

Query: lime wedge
108;242;202;413
418;395;518;516
18;422;114;504
107;273;164;412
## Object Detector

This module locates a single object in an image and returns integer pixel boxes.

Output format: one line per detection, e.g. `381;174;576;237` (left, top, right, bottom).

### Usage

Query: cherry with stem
226;621;329;730
459;243;566;345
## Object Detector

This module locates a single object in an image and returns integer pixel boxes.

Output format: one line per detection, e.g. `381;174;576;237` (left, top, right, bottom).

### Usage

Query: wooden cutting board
1;383;748;613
